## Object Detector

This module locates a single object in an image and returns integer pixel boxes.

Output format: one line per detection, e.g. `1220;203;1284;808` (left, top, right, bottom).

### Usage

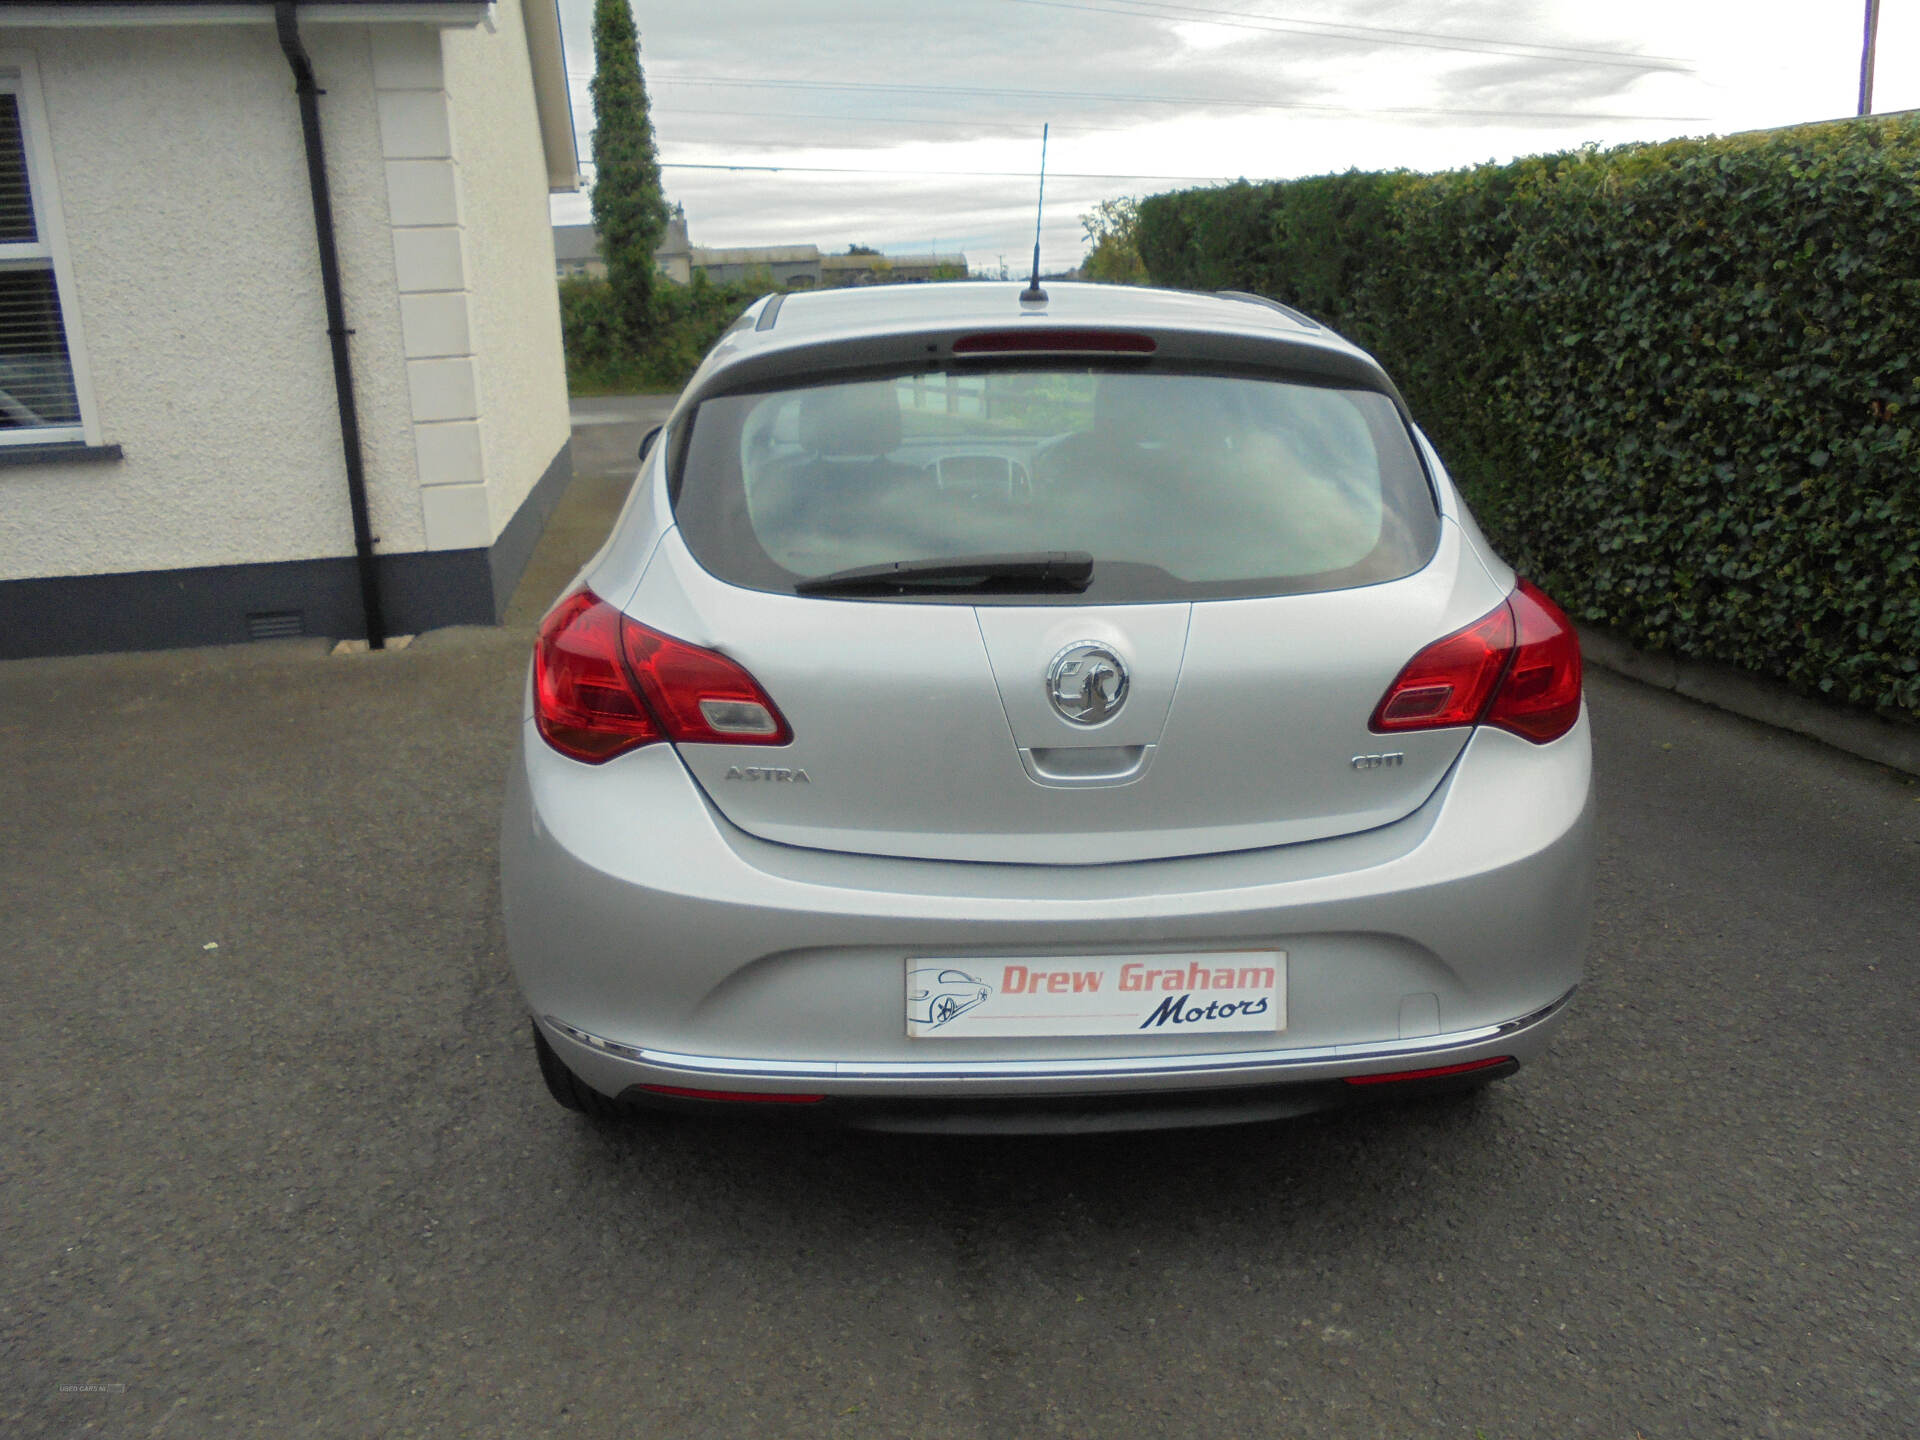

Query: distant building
553;223;603;280
820;252;969;287
689;245;822;288
655;205;692;283
553;206;701;283
554;211;968;289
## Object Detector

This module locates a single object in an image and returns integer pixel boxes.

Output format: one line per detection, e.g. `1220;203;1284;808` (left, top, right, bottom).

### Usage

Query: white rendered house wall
438;0;570;547
0;25;422;582
0;10;575;655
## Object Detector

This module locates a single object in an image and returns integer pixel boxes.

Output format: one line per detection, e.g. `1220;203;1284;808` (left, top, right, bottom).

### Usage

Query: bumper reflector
1343;1056;1515;1086
640;1084;826;1105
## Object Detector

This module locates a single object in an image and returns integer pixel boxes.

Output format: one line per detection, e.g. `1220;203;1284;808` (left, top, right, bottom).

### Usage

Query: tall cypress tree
589;0;668;334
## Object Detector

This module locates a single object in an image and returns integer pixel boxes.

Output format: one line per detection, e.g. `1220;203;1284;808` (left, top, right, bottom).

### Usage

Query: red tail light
1370;579;1582;744
1486;581;1584;742
534;590;792;764
639;1085;825;1105
534;591;660;762
1343;1056;1515;1086
1370;602;1514;732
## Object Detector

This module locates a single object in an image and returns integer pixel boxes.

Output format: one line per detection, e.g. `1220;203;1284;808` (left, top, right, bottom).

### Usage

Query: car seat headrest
797;383;903;459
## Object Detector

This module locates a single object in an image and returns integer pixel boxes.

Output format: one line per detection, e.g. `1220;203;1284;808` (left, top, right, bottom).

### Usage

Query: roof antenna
1021;123;1049;304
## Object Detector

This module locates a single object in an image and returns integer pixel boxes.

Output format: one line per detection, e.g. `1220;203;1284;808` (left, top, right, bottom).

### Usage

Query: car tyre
531;1020;632;1120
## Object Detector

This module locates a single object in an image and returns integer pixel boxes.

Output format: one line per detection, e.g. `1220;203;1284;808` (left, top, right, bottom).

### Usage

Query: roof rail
1215;290;1320;330
755;292;787;332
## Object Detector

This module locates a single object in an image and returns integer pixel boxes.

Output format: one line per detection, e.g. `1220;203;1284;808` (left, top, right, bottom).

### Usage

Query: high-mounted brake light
533;590;792;763
952;329;1157;356
1370;579;1582;744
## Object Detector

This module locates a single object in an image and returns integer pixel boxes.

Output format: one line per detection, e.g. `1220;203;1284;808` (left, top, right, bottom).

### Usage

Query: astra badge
1046;641;1130;726
725;765;811;783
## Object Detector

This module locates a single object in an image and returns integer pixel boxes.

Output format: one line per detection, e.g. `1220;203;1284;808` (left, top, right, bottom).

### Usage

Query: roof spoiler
687;322;1409;418
1215;291;1321;330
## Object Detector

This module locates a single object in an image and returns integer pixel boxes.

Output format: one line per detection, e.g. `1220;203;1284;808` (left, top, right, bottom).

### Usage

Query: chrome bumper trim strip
545;988;1575;1085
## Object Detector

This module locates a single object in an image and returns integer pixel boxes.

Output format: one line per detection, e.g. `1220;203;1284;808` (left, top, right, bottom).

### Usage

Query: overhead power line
661;161;1247;182
1002;0;1694;72
657;107;1142;135
644;74;1706;124
569;99;1192;138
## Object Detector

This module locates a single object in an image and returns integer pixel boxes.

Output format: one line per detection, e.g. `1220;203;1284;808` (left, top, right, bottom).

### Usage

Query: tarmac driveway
3;398;1916;1439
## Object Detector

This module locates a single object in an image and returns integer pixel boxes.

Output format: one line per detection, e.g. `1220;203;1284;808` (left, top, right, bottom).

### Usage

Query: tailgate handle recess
1023;744;1151;787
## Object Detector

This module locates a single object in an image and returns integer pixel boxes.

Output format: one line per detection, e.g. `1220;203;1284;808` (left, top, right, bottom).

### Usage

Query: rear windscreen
672;367;1440;603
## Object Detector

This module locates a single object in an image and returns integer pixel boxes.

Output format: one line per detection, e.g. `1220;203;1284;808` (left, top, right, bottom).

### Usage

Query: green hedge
559;273;759;394
1136;118;1920;719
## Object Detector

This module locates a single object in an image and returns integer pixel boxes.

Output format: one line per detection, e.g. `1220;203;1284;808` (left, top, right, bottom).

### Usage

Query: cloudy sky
550;1;1920;275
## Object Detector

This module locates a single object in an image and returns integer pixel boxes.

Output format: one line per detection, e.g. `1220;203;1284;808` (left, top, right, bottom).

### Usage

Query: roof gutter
520;0;581;191
0;4;489;26
275;1;386;649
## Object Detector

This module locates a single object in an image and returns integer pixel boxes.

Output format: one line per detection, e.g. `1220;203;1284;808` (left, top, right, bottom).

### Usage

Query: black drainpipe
275;1;386;649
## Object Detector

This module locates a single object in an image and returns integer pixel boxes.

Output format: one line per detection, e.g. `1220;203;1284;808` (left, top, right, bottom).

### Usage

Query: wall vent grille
247;611;305;640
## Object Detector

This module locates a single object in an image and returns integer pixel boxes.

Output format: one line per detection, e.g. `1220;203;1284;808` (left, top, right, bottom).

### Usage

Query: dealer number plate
905;952;1285;1039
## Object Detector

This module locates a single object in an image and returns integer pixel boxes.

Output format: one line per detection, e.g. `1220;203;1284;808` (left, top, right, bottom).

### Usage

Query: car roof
680;282;1402;411
766;281;1320;341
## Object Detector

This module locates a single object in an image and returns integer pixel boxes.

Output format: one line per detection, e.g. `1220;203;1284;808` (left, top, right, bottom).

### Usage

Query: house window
0;70;85;445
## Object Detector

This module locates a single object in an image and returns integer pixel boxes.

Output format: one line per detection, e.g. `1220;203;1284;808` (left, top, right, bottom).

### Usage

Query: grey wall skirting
487;437;572;622
0;438;573;661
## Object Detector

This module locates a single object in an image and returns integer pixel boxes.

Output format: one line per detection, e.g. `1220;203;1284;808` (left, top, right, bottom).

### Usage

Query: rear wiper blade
793;550;1094;596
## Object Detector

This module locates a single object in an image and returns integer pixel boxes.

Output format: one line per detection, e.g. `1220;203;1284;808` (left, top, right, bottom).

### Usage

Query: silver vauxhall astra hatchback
502;282;1593;1132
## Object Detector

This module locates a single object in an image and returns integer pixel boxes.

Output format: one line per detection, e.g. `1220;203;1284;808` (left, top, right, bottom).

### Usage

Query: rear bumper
541;988;1569;1090
538;991;1567;1131
503;710;1593;1111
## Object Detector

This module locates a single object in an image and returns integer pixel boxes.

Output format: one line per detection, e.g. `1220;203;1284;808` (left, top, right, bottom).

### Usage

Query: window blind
0;96;35;244
0;90;82;436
